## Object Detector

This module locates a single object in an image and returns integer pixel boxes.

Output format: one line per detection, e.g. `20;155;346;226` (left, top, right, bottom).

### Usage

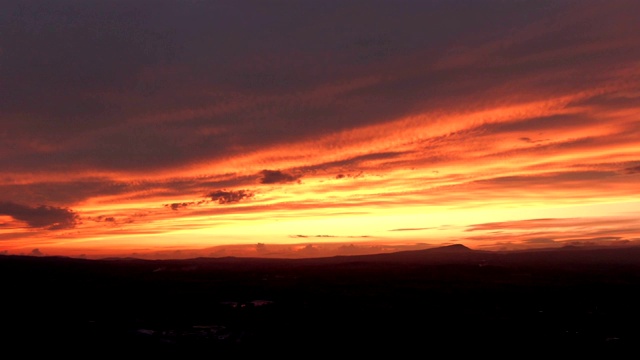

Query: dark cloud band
0;201;78;230
259;170;301;184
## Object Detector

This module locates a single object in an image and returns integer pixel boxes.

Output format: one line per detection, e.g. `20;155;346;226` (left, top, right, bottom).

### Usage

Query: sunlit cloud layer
1;0;639;258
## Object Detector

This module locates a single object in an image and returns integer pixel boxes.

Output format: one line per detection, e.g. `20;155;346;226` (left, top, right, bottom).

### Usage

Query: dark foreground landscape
3;244;640;357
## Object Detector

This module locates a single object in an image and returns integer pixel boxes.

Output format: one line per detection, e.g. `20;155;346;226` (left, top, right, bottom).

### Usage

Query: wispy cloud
389;227;434;232
466;217;639;232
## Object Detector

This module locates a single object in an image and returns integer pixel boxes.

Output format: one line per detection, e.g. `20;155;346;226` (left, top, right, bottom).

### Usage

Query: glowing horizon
2;0;640;259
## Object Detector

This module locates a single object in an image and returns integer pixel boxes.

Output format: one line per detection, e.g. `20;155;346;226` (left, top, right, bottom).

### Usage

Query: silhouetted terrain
3;244;640;357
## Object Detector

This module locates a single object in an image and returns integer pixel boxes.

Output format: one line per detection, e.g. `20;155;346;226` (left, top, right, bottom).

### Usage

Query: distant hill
3;243;640;269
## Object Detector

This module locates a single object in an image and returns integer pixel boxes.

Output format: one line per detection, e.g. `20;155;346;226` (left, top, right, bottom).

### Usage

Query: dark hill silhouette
2;244;640;357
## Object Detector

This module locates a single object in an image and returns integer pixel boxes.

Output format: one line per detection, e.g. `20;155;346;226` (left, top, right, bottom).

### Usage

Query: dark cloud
2;1;175;111
163;200;207;211
0;202;78;230
297;244;319;255
519;137;547;144
4;0;635;174
86;215;139;227
255;243;267;254
624;165;640;174
165;202;195;211
208;189;254;204
259;170;301;184
92;216;117;223
30;248;44;256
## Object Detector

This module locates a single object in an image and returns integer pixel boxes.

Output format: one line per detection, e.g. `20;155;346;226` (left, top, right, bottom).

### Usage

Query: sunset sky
1;0;639;259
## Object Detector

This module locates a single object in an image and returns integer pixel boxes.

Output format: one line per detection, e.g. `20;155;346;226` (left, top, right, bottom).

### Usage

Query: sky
1;0;640;259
